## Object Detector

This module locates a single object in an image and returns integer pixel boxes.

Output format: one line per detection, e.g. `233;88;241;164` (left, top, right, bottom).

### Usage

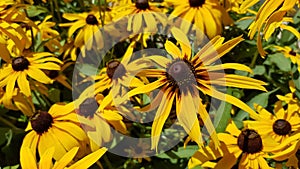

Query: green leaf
252;65;266;76
26;5;48;17
157;145;198;159
235;19;253;30
234;88;279;121
48;88;61;103
76;63;99;76
213;88;233;133
265;53;291;72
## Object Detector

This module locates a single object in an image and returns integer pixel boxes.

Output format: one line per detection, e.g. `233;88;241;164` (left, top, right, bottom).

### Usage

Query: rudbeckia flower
165;0;233;39
21;102;89;160
245;102;300;143
75;94;127;151
275;46;300;72
124;139;152;163
112;0;166;33
248;0;300;57
190;121;278;169
80;43;149;111
276;81;300;112
125;27;267;150
60;9;105;50
0;52;62;99
21;146;107;169
0;87;35;116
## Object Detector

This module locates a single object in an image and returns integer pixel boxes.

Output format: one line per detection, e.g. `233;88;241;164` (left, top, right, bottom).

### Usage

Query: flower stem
103;154;114;169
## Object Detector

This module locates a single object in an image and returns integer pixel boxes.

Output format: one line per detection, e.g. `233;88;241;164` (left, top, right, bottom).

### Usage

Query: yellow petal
39;147;55;169
68;147;107;169
53;147;79;169
20;147;38;169
171;27;191;59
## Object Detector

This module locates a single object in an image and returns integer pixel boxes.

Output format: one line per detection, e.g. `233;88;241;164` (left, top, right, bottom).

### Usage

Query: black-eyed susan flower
205;121;277;169
276;81;300;112
75;94;127;151
165;0;233;39
246;102;300;143
80;43;150;111
125;27;267;150
275;46;300;72
124;140;152;163
0;87;35;116
20;146;107;169
248;0;300;57
0;52;62;99
112;0;166;33
60;9;105;50
21;102;89;160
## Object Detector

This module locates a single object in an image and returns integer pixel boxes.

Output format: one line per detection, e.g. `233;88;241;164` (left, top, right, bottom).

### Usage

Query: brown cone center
273;119;292;136
86;14;99;25
189;0;205;7
166;59;196;90
106;60;126;80
31;111;53;135
135;0;150;10
289;50;297;56
78;97;99;118
237;129;263;154
12;56;30;71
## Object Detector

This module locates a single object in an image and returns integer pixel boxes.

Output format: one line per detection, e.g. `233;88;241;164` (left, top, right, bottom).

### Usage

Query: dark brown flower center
12;56;30;71
189;0;205;7
78;97;99;118
46;70;59;79
31;111;53;135
273;119;292;136
106;60;126;80
135;146;143;154
20;23;31;31
166;59;196;92
135;0;150;10
289;50;297;56
237;129;263;154
86;14;99;25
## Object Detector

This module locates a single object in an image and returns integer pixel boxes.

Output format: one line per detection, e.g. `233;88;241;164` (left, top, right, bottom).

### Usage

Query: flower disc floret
189;0;205;7
12;56;30;71
31;111;53;135
135;0;150;10
106;60;126;79
237;129;263;154
85;14;99;25
273;119;292;136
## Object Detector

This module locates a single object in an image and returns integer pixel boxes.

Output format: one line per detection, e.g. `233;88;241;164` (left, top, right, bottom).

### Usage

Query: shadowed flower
125;27;267;150
20;146;107;169
75;94;127;151
21;102;89;160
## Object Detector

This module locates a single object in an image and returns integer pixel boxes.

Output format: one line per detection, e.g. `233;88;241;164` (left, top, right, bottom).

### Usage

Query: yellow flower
0;87;35;116
60;9;104;50
248;0;300;57
190;121;277;169
275;46;300;72
80;43;149;111
21;102;89;160
165;0;232;39
34;15;62;52
0;52;62;99
125;27;267;150
276;81;300;112
75;94;127;151
246;102;300;143
124;140;152;163
112;0;166;33
20;146;107;169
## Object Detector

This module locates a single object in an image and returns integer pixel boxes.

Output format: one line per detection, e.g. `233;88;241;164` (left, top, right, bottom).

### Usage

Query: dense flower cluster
0;0;299;168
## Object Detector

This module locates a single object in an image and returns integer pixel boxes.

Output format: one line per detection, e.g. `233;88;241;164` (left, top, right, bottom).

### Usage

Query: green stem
50;0;55;22
103;154;114;169
249;50;258;68
53;0;62;23
0;115;21;131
